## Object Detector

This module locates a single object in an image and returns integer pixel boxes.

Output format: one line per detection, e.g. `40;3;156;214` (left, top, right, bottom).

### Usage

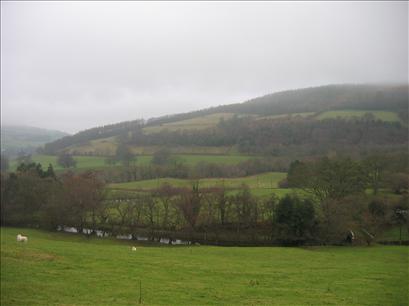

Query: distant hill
1;125;69;156
43;84;408;156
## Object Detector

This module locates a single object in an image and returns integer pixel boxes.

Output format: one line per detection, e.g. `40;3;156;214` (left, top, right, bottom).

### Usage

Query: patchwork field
42;109;403;156
65;137;118;156
142;109;401;136
129;145;238;155
1;227;407;306
258;112;315;120
143;113;239;134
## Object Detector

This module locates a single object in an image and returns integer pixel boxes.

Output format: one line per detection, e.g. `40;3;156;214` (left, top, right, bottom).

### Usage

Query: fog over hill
1;125;69;156
2;2;407;133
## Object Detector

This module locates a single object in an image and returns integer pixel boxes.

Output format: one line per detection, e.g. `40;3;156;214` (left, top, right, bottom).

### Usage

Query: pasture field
315;110;400;122
9;155;115;172
108;172;303;198
1;227;408;306
109;172;287;191
10;154;256;172
65;137;118;156
67;142;239;156
258;112;315;120
175;154;255;165
129;145;238;155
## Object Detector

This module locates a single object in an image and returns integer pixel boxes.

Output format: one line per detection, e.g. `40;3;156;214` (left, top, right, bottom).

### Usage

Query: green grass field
173;154;256;166
109;172;303;198
1;227;407;305
316;110;400;122
110;172;286;190
10;154;256;172
9;155;115;172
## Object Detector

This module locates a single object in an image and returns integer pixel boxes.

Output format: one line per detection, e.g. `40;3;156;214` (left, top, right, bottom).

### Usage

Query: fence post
139;279;142;304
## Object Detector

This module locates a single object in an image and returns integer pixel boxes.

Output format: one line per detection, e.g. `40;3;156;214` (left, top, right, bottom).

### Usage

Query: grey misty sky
1;1;408;134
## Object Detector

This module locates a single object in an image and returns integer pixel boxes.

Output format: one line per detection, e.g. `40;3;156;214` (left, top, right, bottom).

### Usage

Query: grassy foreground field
1;228;407;306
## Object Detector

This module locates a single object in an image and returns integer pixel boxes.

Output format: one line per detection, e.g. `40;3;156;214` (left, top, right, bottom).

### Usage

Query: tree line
1;155;407;245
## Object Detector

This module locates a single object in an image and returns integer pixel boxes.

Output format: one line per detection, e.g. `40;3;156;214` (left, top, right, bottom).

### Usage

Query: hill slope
1;125;69;156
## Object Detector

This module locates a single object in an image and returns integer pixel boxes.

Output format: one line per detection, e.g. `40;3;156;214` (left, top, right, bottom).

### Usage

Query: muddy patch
2;249;60;262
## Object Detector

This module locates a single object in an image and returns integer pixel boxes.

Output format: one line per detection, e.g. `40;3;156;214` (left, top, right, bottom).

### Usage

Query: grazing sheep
16;234;28;242
132;246;137;251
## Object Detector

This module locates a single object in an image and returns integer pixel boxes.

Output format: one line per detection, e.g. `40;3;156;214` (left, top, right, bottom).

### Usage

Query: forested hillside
131;116;407;156
42;84;408;156
145;84;408;126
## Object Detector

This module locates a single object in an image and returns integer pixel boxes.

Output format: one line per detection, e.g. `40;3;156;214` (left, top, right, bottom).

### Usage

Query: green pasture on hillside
65;137;118;156
130;145;239;155
316;110;400;122
68;142;239;156
143;113;238;134
258;112;315;120
1;227;407;305
10;155;114;172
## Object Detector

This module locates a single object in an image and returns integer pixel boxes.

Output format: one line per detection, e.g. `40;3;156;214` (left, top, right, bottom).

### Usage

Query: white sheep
16;234;28;242
131;246;137;251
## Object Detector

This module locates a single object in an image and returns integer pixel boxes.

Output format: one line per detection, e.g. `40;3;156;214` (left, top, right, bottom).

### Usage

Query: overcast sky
1;1;408;133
